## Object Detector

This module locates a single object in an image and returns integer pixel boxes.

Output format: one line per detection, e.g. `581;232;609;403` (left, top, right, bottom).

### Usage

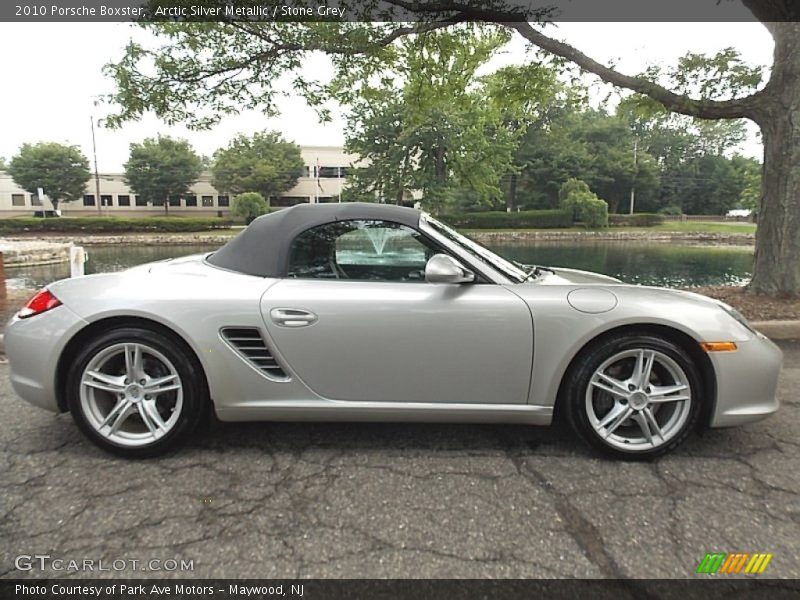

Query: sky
0;22;774;172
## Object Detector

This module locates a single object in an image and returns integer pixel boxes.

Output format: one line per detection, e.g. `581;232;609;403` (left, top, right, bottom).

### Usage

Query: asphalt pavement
1;341;799;579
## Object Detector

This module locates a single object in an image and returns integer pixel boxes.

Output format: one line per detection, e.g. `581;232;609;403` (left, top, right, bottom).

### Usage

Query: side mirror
425;254;475;284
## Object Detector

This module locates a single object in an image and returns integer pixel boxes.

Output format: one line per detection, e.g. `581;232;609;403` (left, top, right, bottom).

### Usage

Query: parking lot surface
2;341;798;579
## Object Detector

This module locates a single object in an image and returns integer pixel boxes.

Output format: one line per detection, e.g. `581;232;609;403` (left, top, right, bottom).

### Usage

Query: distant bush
658;205;683;216
558;179;608;228
608;213;665;227
442;209;573;229
231;192;268;224
576;196;609;228
0;216;235;234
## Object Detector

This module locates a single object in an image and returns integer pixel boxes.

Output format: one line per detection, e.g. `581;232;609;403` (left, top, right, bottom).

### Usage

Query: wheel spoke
632;412;654;446
634;350;655;387
600;405;634;438
125;344;143;381
84;370;125;391
99;398;129;428
649;383;688;397
590;379;627;398
596;372;629;393
648;395;690;404
144;374;180;395
137;402;165;437
643;408;665;442
107;402;136;434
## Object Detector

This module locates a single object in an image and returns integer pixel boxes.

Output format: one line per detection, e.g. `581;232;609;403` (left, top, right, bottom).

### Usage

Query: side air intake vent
221;327;289;381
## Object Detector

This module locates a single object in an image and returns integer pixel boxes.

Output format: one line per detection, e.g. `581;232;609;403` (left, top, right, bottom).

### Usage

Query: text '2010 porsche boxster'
6;203;782;459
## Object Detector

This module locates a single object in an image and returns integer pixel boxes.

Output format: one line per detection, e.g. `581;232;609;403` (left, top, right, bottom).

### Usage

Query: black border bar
0;0;782;23
3;579;800;600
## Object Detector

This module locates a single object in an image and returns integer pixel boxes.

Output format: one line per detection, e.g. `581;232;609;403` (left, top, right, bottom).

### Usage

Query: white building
0;145;359;217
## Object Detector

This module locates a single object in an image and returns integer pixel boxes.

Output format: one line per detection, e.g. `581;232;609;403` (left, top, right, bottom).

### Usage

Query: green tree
123;136;202;216
231;192;268;224
104;5;800;294
211;131;304;205
558;179;609;227
8;142;90;212
338;27;556;212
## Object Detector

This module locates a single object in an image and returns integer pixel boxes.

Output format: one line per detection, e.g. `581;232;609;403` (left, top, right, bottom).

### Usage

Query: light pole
91;115;102;216
629;137;638;215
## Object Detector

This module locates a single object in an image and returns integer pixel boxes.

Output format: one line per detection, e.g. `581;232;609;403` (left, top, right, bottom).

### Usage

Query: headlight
718;302;756;334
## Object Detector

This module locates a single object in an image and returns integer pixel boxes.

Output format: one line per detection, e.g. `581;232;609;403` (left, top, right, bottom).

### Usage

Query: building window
83;194;96;206
318;166;340;178
272;196;309;207
318;196;334;203
101;194;113;207
339;167;350;178
118;195;131;206
135;195;147;206
31;194;42;206
185;195;197;207
217;195;229;207
11;194;25;207
152;197;164;206
168;195;181;207
202;195;214;207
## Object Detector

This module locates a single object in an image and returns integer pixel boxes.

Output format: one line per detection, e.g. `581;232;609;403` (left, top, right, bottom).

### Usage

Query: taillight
18;288;62;319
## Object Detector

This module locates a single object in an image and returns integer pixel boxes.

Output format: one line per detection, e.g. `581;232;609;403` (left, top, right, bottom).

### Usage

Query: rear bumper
709;333;782;427
5;304;88;413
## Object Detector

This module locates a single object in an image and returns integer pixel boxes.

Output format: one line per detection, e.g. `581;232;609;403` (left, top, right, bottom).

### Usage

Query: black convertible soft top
206;202;423;277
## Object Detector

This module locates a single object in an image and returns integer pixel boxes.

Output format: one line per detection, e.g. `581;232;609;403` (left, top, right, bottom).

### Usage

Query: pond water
4;241;754;290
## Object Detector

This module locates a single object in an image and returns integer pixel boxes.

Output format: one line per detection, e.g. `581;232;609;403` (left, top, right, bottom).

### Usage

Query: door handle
270;308;318;327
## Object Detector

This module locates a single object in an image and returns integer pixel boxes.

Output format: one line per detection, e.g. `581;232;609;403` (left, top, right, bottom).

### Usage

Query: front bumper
5;304;88;413
709;332;783;427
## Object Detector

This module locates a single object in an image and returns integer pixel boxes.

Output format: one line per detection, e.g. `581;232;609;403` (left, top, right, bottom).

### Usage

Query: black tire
66;327;208;458
562;332;703;460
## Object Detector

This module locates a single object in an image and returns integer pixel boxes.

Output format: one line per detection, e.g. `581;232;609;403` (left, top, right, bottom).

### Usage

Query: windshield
423;215;528;283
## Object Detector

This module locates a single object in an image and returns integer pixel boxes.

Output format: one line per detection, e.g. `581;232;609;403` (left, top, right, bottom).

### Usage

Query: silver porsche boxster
6;203;782;459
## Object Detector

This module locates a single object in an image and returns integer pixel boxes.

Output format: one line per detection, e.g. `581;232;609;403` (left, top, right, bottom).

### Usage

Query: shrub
576;196;609;228
657;205;683;215
231;192;268;224
0;216;235;234
441;209;573;229
557;179;609;227
608;213;665;227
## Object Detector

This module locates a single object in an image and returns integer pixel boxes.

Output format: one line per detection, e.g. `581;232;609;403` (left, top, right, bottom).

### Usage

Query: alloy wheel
79;342;184;447
585;348;693;452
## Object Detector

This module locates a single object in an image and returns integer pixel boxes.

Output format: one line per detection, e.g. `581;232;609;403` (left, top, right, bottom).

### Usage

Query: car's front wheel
66;327;207;458
563;332;703;460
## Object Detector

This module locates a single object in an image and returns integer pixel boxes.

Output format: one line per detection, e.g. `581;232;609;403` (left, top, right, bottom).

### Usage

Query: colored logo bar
696;552;773;574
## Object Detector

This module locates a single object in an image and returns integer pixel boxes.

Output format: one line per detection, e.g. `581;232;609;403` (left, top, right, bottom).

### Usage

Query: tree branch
507;21;762;120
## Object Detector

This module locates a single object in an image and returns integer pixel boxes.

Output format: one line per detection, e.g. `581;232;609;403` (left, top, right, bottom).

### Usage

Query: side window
287;220;436;282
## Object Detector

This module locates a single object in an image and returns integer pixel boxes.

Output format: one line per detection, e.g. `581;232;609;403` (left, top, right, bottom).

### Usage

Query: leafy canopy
211;131;304;202
8;142;91;210
231;192;269;223
123;136;203;214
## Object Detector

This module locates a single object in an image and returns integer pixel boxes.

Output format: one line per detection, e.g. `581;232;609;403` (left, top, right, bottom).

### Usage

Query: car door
260;219;533;405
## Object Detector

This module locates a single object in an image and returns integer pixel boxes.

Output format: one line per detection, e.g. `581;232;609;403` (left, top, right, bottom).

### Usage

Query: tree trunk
51;199;59;213
507;173;517;211
749;23;800;295
164;197;169;216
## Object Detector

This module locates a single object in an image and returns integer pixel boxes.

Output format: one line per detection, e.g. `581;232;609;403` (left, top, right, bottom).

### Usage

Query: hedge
608;213;665;227
0;216;236;234
441;209;573;229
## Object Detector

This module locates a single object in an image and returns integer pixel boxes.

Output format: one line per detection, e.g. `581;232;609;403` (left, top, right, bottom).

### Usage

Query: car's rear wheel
66;327;207;458
563;332;702;460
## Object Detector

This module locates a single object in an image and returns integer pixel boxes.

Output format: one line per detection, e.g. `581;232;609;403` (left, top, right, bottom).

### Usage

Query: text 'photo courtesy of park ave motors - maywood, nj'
26;4;349;18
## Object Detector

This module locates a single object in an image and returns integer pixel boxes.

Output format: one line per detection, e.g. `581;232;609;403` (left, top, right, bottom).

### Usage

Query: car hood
535;267;622;285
